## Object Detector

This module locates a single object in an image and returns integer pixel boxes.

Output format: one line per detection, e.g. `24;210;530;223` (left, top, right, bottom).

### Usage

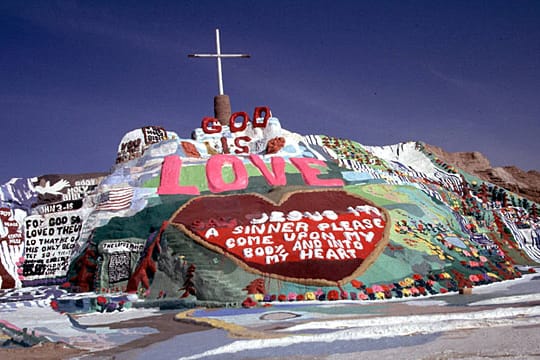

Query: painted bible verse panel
172;190;390;286
22;213;83;280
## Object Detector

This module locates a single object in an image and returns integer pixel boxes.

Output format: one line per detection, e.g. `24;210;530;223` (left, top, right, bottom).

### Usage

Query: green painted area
91;195;191;244
141;163;207;189
245;162;301;177
385;203;425;217
339;182;495;288
143;176;160;188
360;252;416;285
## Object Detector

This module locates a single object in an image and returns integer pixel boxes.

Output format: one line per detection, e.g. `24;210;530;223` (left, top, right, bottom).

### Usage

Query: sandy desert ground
1;270;540;360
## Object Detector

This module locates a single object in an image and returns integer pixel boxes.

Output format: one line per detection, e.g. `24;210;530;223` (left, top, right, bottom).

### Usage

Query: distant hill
425;144;540;203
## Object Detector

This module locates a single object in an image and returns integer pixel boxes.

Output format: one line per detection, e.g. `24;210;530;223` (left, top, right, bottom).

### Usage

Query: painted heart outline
170;189;390;286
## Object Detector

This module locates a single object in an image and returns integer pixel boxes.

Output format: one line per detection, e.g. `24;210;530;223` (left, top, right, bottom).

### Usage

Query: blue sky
1;1;539;183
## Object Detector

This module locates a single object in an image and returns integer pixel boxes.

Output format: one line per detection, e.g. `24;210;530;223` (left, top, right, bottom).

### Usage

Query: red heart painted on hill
171;190;390;286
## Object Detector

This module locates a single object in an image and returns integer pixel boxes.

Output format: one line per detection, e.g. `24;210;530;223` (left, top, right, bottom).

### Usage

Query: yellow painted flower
403;277;414;286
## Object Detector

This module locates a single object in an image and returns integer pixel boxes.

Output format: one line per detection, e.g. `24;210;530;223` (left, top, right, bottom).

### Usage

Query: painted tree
68;247;98;292
243;278;266;295
179;264;197;298
126;221;167;294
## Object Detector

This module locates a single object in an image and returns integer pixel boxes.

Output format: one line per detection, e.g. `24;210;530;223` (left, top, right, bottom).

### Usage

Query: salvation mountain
0;106;538;304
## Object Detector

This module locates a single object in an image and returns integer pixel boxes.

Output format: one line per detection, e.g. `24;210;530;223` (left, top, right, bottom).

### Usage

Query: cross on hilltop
189;29;250;125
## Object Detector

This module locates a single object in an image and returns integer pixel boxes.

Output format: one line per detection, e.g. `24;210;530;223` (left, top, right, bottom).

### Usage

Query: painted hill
1;108;538;306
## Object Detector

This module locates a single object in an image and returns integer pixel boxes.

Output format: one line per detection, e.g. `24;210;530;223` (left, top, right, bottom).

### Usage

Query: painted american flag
96;187;134;211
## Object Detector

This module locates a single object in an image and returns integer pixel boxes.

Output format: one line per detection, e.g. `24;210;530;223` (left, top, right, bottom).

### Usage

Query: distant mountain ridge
424;144;540;203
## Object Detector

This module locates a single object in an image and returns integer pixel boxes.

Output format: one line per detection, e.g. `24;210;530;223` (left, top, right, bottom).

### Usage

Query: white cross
188;29;250;95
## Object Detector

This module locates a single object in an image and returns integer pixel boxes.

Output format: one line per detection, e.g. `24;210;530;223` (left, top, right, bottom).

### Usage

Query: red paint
172;191;388;285
201;106;272;134
233;136;251;154
201;117;222;134
200;211;385;265
229;112;249;132
252;106;271;128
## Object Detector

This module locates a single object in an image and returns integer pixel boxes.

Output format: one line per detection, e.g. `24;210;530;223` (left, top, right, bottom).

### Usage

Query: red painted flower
242;297;257;308
96;296;108;305
365;287;374;295
327;290;340;301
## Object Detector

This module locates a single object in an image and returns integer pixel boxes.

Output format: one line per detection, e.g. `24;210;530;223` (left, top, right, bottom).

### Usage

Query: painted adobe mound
0;109;538;305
